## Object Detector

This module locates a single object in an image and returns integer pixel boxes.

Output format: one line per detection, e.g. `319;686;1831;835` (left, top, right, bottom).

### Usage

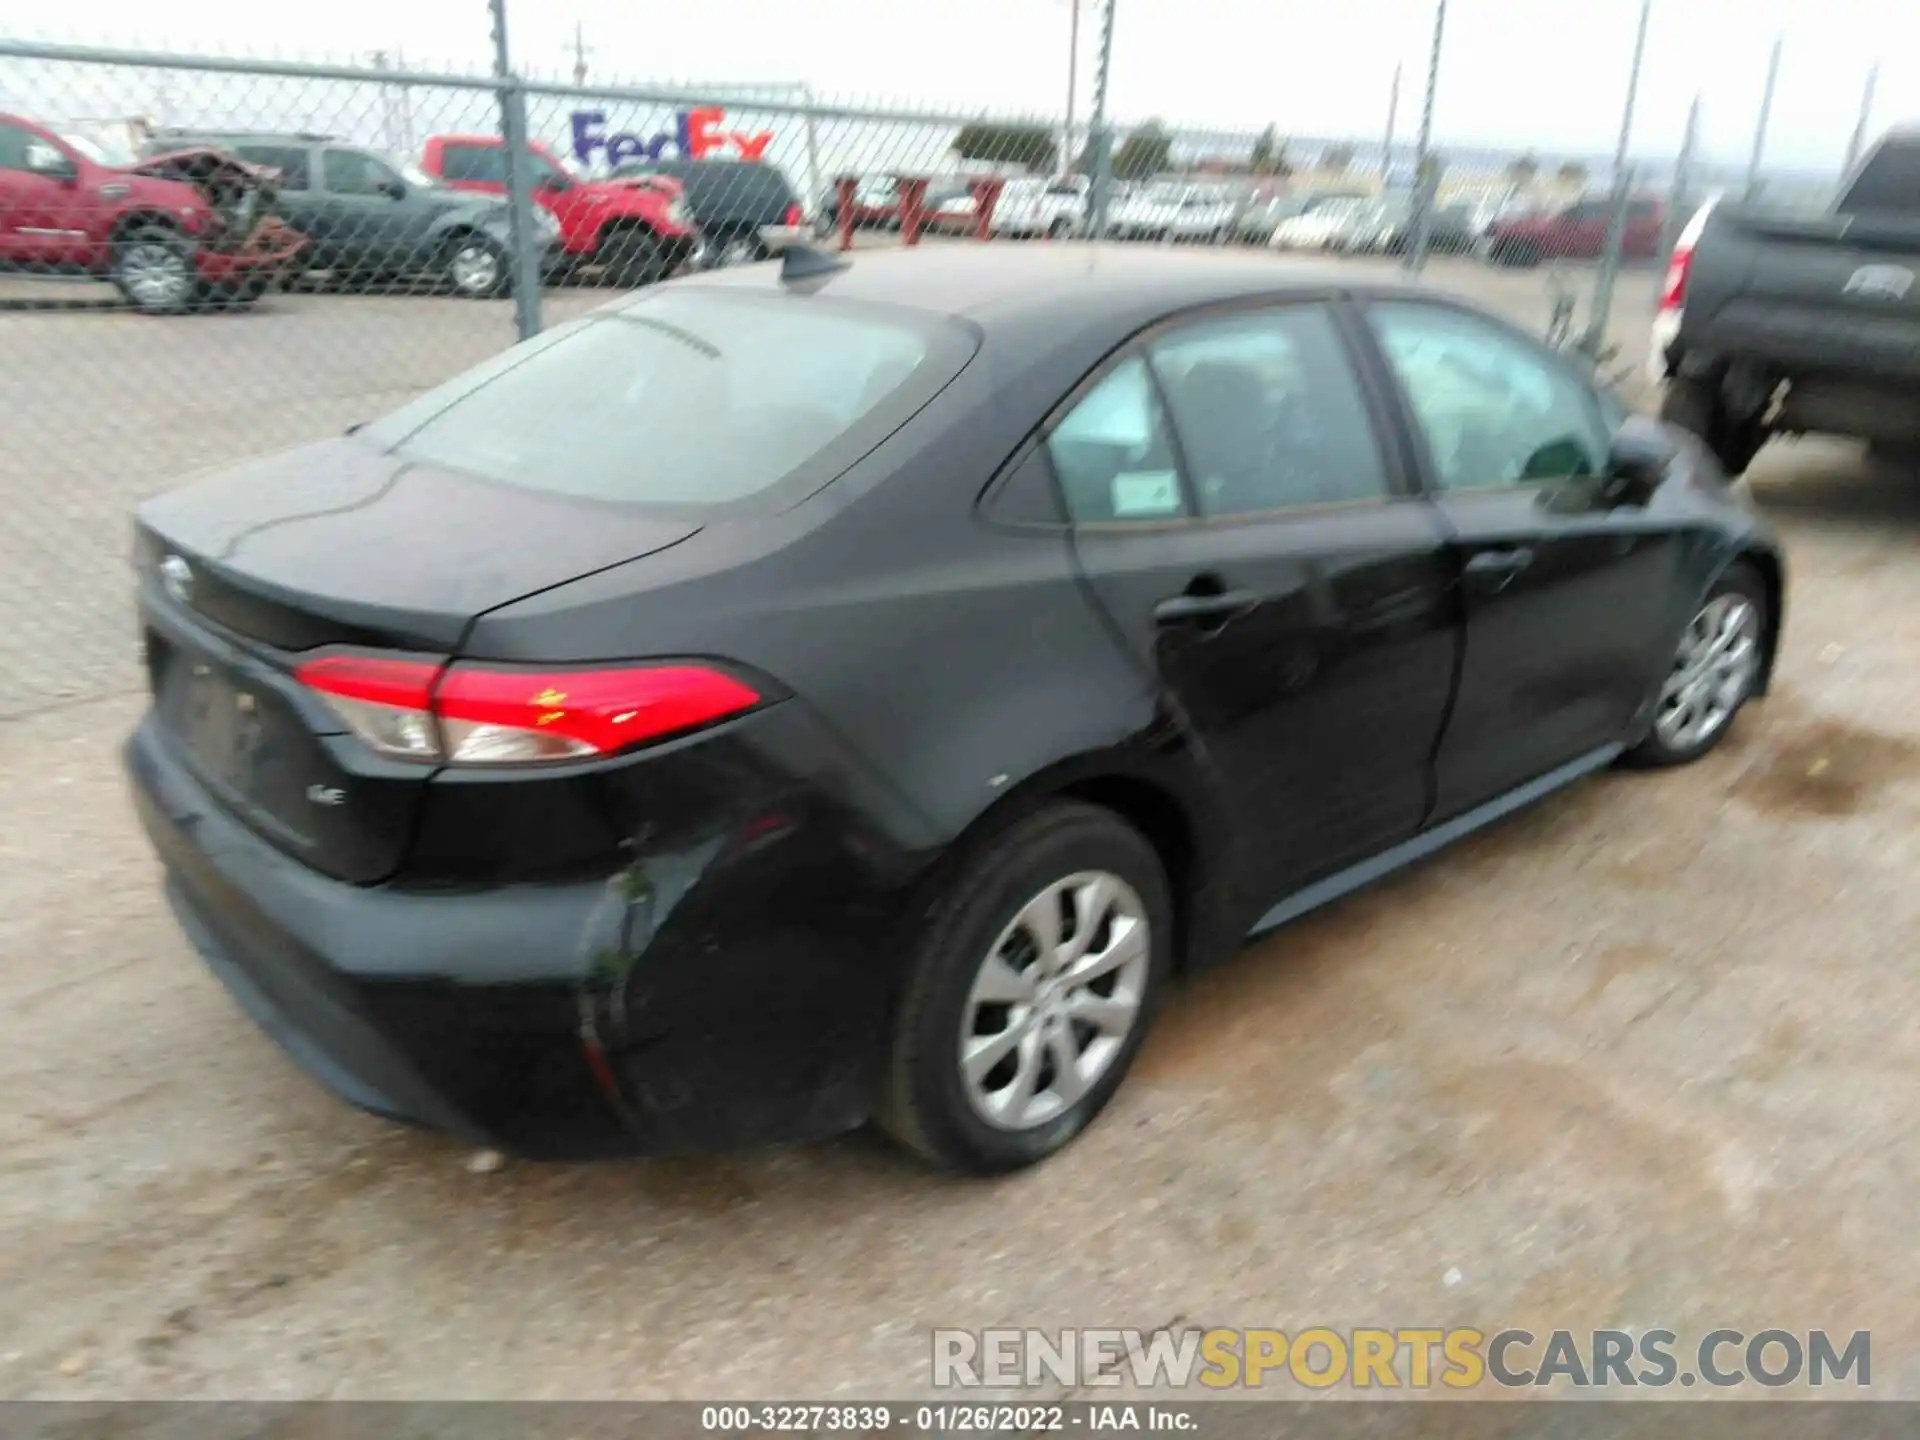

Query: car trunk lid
135;436;701;883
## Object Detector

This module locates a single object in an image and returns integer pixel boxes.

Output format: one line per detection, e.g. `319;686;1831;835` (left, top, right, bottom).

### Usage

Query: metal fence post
1745;35;1781;202
1843;63;1877;180
489;0;543;341
1663;94;1700;262
1405;0;1447;275
1085;0;1119;237
1580;0;1652;361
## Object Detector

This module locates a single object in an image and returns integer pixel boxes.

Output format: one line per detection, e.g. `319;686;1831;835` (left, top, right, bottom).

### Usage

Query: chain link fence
0;26;1859;719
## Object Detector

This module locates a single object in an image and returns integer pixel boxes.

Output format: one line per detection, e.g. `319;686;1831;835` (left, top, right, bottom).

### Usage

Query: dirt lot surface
3;252;1918;1400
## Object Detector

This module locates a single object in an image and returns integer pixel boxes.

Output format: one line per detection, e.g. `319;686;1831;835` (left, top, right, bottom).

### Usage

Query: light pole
1064;0;1081;174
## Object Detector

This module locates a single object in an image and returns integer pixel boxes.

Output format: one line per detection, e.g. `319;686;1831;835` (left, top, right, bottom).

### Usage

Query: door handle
1463;547;1535;592
1153;588;1260;627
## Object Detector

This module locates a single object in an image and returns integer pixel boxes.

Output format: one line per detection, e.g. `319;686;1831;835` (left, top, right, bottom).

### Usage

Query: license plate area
150;630;323;849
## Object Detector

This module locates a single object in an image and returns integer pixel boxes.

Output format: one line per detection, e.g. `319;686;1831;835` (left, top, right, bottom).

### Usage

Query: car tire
443;232;508;299
1048;217;1072;240
875;801;1173;1174
600;226;667;288
110;225;195;315
1623;561;1768;769
1660;376;1767;476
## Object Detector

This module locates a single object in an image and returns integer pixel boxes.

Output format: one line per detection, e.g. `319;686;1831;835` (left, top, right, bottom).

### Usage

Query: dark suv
139;131;558;297
608;157;808;268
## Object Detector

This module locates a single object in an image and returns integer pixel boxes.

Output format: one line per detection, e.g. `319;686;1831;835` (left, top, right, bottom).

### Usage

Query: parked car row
1;112;813;313
806;168;1671;274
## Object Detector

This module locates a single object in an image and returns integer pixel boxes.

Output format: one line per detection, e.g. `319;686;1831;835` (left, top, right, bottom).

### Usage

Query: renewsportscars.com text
931;1327;1871;1390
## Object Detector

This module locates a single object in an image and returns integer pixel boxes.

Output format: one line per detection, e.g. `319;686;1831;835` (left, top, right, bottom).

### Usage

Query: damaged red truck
0;114;304;313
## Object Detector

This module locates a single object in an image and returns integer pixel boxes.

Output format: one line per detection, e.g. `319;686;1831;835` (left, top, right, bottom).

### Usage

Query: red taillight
1659;246;1692;311
784;203;803;227
294;651;762;766
1660;198;1719;313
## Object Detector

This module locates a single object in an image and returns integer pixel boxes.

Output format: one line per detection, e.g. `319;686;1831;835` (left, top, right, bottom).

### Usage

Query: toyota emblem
160;554;193;605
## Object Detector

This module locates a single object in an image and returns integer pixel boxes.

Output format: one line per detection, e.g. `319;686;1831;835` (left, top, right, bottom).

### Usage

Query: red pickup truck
420;135;696;285
1486;195;1666;267
0;113;303;312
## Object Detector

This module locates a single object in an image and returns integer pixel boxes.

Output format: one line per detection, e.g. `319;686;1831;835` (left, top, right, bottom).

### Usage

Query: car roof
650;242;1402;328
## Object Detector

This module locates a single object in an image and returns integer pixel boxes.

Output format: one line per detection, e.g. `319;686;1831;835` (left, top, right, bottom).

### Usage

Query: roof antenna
779;242;851;283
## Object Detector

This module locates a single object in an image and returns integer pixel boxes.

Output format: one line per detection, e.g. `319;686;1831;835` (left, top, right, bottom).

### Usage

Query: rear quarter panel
463;321;1187;850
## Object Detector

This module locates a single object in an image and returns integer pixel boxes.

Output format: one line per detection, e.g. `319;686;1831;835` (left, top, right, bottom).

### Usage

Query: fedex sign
570;108;775;168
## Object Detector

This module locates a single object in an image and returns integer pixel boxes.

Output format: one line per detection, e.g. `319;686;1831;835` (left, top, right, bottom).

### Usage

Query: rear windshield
361;288;970;510
617;159;797;211
1842;137;1920;214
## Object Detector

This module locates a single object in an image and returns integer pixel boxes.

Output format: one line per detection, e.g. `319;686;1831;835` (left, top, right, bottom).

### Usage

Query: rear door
1358;297;1684;820
232;143;321;246
1058;299;1459;909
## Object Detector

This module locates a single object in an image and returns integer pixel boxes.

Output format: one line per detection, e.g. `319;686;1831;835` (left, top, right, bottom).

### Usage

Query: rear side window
1843;138;1920;214
1046;358;1188;523
235;145;311;191
362;290;970;510
438;143;505;184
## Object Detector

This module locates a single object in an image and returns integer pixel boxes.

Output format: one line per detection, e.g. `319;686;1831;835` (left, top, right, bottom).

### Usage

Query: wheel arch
1732;544;1785;696
108;210;182;246
903;751;1231;981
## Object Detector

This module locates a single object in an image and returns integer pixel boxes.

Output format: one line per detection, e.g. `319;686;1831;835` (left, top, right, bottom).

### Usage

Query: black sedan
126;245;1784;1173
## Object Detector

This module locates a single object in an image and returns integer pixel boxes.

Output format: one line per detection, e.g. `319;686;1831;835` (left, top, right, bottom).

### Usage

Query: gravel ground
4;253;1918;1401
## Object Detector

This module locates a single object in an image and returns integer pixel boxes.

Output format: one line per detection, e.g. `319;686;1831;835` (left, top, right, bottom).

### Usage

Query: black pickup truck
1649;128;1920;474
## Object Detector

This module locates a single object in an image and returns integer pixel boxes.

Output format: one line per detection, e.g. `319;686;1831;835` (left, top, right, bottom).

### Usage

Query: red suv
421;135;696;285
0;114;304;312
1487;195;1666;267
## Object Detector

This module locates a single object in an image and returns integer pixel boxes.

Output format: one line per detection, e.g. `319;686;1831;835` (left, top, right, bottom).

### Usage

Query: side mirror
1600;417;1676;507
379;176;407;200
28;147;78;184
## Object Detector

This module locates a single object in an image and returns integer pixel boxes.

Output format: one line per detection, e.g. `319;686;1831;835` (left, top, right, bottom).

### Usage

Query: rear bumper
125;706;913;1160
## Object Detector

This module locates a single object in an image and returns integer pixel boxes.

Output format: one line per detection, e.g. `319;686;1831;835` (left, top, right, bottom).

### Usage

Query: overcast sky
2;0;1911;170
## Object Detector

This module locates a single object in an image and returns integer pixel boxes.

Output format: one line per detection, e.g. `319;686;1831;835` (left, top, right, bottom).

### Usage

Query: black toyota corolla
126;244;1784;1173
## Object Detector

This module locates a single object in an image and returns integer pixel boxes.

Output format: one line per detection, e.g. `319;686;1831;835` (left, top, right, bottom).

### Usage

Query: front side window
361;290;959;509
323;149;401;195
1367;302;1609;492
1150;305;1392;515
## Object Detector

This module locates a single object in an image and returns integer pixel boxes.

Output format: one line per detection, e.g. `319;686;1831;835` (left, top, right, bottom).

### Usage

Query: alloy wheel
120;243;191;309
1655;593;1760;750
449;243;500;296
959;871;1150;1131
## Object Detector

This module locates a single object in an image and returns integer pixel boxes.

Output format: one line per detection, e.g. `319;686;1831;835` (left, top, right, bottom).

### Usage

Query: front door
1358;298;1684;820
317;148;438;276
1053;300;1460;911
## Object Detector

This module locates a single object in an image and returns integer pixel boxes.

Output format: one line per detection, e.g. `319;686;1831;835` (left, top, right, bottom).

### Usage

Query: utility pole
1384;62;1401;181
571;21;593;87
1581;0;1653;361
1844;63;1877;177
1406;0;1447;273
1745;34;1782;201
1063;0;1081;175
